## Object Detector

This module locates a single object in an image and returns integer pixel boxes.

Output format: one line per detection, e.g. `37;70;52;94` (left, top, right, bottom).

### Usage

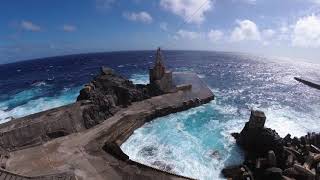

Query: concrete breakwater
0;67;214;180
0;169;75;180
294;77;320;90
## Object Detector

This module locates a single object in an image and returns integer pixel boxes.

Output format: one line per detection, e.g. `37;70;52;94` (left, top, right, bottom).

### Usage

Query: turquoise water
122;75;245;179
121;96;245;179
0;83;82;123
121;58;320;179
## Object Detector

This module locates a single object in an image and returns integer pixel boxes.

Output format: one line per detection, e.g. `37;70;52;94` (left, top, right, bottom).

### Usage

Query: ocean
0;50;319;179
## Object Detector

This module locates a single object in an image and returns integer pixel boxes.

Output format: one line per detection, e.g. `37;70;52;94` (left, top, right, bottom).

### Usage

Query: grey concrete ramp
0;169;75;180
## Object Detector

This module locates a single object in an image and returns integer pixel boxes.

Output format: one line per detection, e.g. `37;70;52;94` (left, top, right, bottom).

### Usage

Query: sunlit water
0;51;319;179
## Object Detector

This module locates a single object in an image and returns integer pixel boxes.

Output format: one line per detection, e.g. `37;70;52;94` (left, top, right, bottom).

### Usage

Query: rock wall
0;102;86;151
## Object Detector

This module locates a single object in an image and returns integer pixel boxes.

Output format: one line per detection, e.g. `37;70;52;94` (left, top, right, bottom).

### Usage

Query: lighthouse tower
149;48;173;92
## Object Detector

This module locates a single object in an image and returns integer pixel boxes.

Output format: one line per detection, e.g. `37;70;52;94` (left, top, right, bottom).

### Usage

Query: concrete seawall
0;169;75;180
0;73;214;180
294;77;320;90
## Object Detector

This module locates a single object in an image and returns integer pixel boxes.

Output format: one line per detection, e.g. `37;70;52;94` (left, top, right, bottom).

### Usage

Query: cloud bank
231;20;261;41
123;11;153;24
21;21;41;32
62;25;77;32
292;15;320;48
160;0;213;24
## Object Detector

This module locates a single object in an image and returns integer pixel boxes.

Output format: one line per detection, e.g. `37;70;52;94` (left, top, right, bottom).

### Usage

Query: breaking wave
0;86;82;123
130;73;149;84
121;98;245;180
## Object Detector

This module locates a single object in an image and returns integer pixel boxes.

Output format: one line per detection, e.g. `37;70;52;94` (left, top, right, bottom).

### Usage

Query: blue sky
1;0;320;64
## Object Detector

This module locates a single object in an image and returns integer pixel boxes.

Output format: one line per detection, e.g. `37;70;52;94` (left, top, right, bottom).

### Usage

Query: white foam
0;86;82;123
264;105;320;137
130;73;149;84
31;81;48;87
197;74;206;79
121;101;245;180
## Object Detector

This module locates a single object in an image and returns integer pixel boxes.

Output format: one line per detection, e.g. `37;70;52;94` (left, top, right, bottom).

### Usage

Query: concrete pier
294;77;320;90
0;73;214;180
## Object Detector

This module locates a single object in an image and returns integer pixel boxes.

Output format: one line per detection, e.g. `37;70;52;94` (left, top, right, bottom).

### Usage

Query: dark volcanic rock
152;161;174;172
77;66;151;103
77;66;162;128
235;110;283;156
222;165;254;180
263;167;283;180
102;141;129;161
223;110;320;180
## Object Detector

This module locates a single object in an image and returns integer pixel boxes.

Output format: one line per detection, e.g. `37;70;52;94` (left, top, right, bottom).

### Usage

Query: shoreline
0;67;215;179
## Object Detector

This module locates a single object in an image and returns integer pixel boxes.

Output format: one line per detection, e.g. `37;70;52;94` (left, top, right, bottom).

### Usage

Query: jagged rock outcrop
223;110;320;180
77;66;162;128
232;110;284;157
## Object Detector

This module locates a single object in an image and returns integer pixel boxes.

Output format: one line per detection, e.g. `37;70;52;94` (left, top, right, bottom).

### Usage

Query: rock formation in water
77;66;163;128
224;110;320;180
77;48;183;129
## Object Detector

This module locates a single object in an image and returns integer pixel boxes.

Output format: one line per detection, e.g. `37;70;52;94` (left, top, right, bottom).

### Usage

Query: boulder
235;110;283;156
267;150;277;167
101;66;114;75
263;167;283;180
225;110;320;180
221;165;243;178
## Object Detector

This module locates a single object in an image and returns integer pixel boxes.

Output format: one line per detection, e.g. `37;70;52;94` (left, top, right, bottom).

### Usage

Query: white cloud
262;29;275;39
96;0;116;9
260;29;276;46
62;25;77;32
280;26;289;34
177;29;201;39
160;22;168;31
21;21;41;31
309;0;320;4
123;11;153;24
208;29;223;41
292;15;320;48
230;20;261;41
239;0;256;4
160;0;213;24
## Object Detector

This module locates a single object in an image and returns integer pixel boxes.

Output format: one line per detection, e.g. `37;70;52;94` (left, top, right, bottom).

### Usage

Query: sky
1;0;320;64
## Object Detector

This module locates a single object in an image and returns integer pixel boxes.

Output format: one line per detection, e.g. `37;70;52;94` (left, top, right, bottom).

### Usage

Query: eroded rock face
77;67;163;128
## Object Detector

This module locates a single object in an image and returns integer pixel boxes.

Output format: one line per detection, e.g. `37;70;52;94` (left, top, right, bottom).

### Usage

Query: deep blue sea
0;51;319;179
